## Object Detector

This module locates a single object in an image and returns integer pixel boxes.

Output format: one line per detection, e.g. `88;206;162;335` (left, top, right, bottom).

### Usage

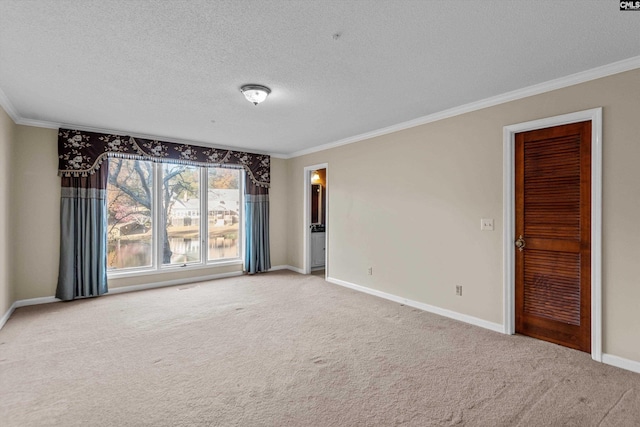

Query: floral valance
58;128;270;188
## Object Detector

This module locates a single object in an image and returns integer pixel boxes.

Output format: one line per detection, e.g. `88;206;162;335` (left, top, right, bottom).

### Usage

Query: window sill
107;259;243;279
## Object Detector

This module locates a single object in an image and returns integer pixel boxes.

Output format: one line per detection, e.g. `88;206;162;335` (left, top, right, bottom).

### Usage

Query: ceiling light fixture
240;84;271;106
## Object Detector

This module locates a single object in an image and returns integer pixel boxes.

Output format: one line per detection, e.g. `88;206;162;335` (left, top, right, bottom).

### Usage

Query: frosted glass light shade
241;85;271;105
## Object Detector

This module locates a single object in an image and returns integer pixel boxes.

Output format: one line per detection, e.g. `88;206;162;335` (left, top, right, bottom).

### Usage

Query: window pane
208;168;240;260
162;164;200;265
107;158;153;270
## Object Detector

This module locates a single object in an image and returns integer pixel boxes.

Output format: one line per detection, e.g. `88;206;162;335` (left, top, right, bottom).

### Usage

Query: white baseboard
270;265;305;274
326;276;504;333
602;353;640;374
14;296;60;308
0;302;16;330
108;270;243;294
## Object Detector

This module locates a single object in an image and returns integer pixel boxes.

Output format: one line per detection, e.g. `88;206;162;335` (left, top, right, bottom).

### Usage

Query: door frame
303;163;329;276
502;108;602;361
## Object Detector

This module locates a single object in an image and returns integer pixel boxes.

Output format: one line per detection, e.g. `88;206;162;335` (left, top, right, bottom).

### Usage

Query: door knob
515;235;526;252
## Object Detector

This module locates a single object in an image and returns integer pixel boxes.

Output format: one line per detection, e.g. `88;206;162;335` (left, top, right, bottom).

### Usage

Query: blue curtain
244;181;270;274
56;171;108;301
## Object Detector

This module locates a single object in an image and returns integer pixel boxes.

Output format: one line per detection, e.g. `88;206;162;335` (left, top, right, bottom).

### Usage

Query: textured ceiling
0;0;639;156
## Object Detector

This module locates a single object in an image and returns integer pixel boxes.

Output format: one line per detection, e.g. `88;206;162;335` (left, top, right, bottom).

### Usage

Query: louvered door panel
523;250;581;325
524;135;581;241
515;121;591;353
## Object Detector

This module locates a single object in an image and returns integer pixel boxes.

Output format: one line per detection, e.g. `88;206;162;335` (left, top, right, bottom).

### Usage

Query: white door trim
303;163;329;275
502;107;602;362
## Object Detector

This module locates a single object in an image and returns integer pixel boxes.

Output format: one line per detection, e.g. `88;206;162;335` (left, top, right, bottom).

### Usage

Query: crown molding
287;55;640;159
14;117;59;129
0;86;20;123
2;55;639;159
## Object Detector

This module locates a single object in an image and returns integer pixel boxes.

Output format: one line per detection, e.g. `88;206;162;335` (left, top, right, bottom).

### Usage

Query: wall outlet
367;267;373;275
456;285;463;296
481;218;494;231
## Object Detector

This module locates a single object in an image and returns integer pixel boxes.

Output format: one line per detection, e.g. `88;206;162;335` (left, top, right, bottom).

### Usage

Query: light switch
481;218;494;231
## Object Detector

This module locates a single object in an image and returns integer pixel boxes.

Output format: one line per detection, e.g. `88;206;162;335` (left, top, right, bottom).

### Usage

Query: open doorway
304;164;328;277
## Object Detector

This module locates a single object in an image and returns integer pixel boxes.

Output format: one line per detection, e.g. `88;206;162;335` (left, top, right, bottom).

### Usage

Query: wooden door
515;121;591;352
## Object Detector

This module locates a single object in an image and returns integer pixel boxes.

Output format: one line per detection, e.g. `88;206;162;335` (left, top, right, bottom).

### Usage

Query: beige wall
0;106;16;316
286;69;640;362
268;157;289;267
9;127;290;298
12;126;60;300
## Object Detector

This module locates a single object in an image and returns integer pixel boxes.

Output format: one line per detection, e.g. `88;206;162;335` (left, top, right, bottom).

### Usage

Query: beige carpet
1;271;640;426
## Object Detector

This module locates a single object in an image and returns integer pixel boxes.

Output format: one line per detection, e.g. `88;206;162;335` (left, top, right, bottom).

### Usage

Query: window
162;164;201;266
107;158;242;273
107;158;153;269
